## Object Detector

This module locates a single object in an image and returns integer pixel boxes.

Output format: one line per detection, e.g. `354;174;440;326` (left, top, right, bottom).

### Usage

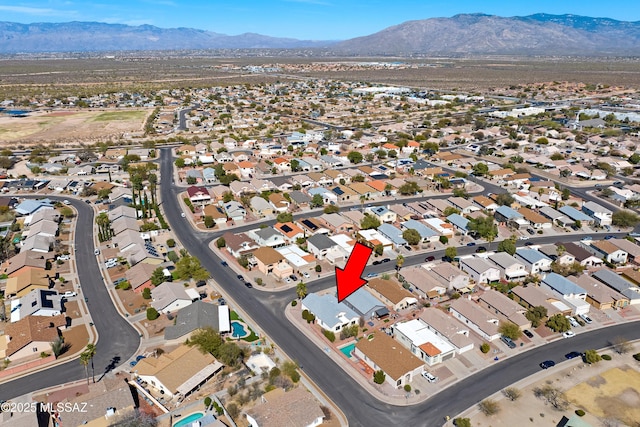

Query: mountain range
1;14;639;55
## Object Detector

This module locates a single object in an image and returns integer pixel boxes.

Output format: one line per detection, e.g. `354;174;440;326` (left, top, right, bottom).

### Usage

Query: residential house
609;238;640;264
354;332;424;389
202;204;228;226
478;290;531;330
588;240;628;264
10;289;63;323
330;185;357;203
135;345;223;398
250;196;274;217
186;186;211;205
318;213;355;235
582;201;613;226
245;387;325;427
289;190;312;208
111;216;140;236
223;232;260;258
448;298;501;341
0;314;65;361
307;187;338;205
487;252;528;281
541;273;589;315
459;257;501;286
107;205;137;222
342;287;388;320
268;193;289;213
151;282;199;314
424;218;454;237
301;293;359;333
202;167;217;184
494;205;528;228
473;195;499;212
252;247;293;279
299;217;329;235
125;262;158;293
430;263;472;292
399;266;447;299
249;227;286;248
273;222;305;244
224;201;247;222
562;242;604;268
539;206;574;227
394;319;457;366
448;197;480;215
20;234;53;253
558;206;594;225
426;199;453;216
446;214;470;235
570;274;629;310
366;278;417;311
518;207;552;229
165;301;230;340
5;268;51;297
306;233;346;263
511;285;572;318
592;269;640;305
514;248;553;274
537;244;576;266
377;223;407;249
400;219;440;243
14;198;54;216
419;308;474;354
5;250;47;277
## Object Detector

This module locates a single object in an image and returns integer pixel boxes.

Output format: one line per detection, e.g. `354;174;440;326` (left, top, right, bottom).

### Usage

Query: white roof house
394;319;457;366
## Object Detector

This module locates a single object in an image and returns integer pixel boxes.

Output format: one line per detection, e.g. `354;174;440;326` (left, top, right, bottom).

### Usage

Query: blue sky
1;1;639;40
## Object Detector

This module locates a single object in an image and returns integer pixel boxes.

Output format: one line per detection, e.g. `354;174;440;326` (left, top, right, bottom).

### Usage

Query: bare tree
611;336;633;355
502;387;522;401
533;384;569;410
478;398;500;416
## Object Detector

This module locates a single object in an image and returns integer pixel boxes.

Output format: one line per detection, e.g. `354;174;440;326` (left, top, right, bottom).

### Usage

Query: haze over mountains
1;13;639;55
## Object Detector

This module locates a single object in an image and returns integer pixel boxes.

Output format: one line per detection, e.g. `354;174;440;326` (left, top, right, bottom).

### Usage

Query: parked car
518;236;529;241
181;212;186;218
525;241;534;246
136;355;146;361
94;249;100;255
527;228;535;235
381;258;391;263
63;200;71;205
196;280;207;287
579;313;593;324
365;273;377;278
540;360;556;369
475;246;487;253
566;315;580;328
113;278;127;286
372;260;381;265
500;335;517;349
289;275;298;281
63;291;77;298
303;272;310;279
604;235;614;240
244;282;253;288
284;277;291;283
217;298;226;305
466;242;476;247
523;330;534;339
57;254;71;261
221;261;228;267
236;274;244;281
565;351;582;359
425;256;435;262
421;371;438;383
563;330;576;338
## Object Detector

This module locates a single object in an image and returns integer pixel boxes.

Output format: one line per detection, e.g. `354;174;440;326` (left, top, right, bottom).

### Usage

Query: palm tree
360;195;367;212
556;244;566;258
395;255;405;276
79;352;91;386
50;337;65;358
296;282;307;300
384;183;393;197
84;344;97;383
95;212;111;241
148;172;158;207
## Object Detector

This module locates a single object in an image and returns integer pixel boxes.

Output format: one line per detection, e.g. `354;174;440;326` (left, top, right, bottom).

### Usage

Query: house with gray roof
377;223;406;248
541;273;587;300
539;206;574;227
446;214;470;235
494;205;523;223
367;206;396;223
164;301;230;340
307;187;337;205
307;233;344;262
289;190;312;207
459;257;500;286
250;196;273;217
582;201;613;226
151;282;199;314
301;293;359;332
249;227;286;248
343;287;388;320
400;219;439;243
202;167;217;184
514;248;552;274
223;201;246;221
488;252;527;281
15;199;54;216
558;205;593;224
592;269;640;305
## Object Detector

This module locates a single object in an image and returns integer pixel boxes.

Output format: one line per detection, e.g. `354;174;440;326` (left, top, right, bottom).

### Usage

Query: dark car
525;241;534;246
540;360;556;369
466;242;476;247
85;199;91;204
237;274;244;280
382;258;391;263
196;280;207;287
372;260;381;265
604;235;614;240
244;282;253;289
500;335;516;349
217;298;226;305
425;256;435;262
221;261;228;267
565;351;582;359
527;228;535;235
523;330;534;339
475;246;487;253
289;275;298;281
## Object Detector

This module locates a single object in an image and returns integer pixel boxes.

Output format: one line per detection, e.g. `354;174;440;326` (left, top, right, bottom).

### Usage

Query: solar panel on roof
281;225;293;233
302;219;318;230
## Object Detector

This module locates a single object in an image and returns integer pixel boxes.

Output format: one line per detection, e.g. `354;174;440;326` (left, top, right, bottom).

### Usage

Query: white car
579;313;593;324
563;331;576;339
94;249;100;255
284;277;291;284
63;200;71;205
181;212;186;218
565;315;579;328
63;291;77;298
421;372;438;383
57;254;71;261
303;272;310;279
518;236;529;241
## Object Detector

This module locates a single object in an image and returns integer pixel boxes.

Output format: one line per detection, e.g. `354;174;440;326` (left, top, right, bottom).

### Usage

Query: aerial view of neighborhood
0;2;640;427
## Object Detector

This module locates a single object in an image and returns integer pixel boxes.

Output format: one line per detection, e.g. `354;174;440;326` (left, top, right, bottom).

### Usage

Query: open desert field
0;109;150;145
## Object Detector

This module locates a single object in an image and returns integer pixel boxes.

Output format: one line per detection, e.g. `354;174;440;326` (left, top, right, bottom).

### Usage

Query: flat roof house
354;332;424;389
164;301;231;339
394;319;457;366
252;247;293;280
342;287;389;320
419;308;474;354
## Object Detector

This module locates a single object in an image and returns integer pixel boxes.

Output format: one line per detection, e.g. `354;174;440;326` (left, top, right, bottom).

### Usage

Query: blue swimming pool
339;342;356;358
231;321;247;338
173;412;204;427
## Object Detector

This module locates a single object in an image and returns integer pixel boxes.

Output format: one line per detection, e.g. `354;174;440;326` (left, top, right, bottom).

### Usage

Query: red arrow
336;242;373;302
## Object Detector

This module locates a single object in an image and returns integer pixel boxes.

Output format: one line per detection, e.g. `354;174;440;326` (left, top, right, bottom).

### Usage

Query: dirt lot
464;350;640;427
0;109;150;145
115;287;148;316
62;324;90;357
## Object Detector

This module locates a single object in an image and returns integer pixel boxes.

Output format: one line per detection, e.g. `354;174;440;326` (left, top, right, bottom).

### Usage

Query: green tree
175;255;209;281
472;162;489;176
480;343;490;353
311;194;324;208
50;337;65;358
373;244;384;256
290;159;300;172
347;151;364;164
175;158;185;168
276;212;293;223
398;181;420;195
468;216;497;245
146;307;160;320
188;326;223;354
360;215;381;230
373;370;386;384
79;351;91;386
323;205;339;214
439;235;449;244
629;153;640;164
497;238;516;255
525;305;548;328
142;287;152;299
443;207;461;217
584;349;602;364
494;193;514;206
546;313;571;332
498;322;522;340
612;210;640;227
445;246;457;260
396;254;405;273
84;344;97;383
296;282;307;299
402;229;421;246
203;215;214;228
454;418;471;427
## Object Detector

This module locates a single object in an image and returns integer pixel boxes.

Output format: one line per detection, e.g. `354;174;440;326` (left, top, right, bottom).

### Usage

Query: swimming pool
339;342;356;358
230;321;248;338
173;412;204;427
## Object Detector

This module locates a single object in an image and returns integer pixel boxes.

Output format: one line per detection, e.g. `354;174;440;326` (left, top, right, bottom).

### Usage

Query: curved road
0;198;140;399
157;148;640;426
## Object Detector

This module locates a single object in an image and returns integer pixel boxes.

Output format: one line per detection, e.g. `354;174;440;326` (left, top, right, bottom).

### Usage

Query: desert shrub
373;370;385;384
480;343;490;354
404;384;411;392
575;409;585;417
322;329;335;342
146;307;159;320
601;354;612;361
633;353;640;361
454;418;471;427
291;300;297;307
